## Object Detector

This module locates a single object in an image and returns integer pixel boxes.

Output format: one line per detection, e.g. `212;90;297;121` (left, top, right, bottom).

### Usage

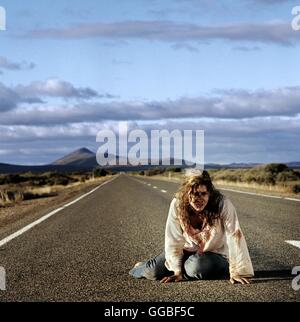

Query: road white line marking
285;240;300;249
0;176;117;248
220;188;300;202
131;177;168;194
134;176;300;202
285;197;300;202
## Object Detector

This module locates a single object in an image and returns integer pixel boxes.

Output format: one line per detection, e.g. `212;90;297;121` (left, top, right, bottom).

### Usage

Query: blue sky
0;0;299;165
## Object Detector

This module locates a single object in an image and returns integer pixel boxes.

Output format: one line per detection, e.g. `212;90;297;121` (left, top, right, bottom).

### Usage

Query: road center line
0;176;117;248
130;176;168;194
285;240;300;249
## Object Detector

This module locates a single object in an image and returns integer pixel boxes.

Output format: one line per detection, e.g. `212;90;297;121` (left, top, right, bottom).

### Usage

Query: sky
0;0;299;165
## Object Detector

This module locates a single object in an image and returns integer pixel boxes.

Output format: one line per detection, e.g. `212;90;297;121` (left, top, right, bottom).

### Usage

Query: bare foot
134;262;143;268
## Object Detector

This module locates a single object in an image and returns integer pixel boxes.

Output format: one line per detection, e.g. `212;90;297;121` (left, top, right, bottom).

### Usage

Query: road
0;174;299;301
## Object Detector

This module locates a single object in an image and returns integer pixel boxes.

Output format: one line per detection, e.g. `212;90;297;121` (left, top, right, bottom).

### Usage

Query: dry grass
138;170;300;198
213;180;300;198
0;175;112;231
25;180;83;195
0;176;110;207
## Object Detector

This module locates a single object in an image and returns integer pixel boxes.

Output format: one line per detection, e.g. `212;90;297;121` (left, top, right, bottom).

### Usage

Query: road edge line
0;176;118;248
285;240;300;249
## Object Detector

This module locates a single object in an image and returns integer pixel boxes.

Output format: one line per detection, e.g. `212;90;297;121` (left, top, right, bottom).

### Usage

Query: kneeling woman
129;170;254;284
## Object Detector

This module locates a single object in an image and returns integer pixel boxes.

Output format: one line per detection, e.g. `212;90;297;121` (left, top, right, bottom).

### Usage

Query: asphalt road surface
0;174;299;302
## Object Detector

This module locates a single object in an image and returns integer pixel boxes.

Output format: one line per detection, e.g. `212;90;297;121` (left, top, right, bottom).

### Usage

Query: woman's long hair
175;170;224;236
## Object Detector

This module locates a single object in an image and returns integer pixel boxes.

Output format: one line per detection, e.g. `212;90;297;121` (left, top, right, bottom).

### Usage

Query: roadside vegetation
0;168;115;207
137;163;300;196
209;163;300;194
2;163;299;207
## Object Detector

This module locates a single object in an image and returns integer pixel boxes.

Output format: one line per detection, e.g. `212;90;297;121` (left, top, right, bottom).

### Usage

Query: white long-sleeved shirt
164;197;254;278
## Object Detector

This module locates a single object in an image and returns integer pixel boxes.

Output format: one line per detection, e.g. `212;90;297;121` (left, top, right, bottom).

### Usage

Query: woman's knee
184;252;228;280
184;254;204;279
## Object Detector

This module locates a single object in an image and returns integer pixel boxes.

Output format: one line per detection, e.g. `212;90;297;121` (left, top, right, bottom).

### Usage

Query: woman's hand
160;273;184;283
230;276;251;284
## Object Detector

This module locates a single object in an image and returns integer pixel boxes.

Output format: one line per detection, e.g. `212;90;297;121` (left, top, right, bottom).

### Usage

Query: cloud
0;117;299;164
0;83;20;111
0;82;43;112
0;56;35;72
15;78;103;100
171;43;199;52
23;20;300;46
232;46;261;51
0;123;99;142
1;117;299;142
0;86;300;125
0;79;116;112
140;117;300;137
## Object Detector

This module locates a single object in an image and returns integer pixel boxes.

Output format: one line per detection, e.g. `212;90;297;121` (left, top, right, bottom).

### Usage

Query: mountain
0;148;98;174
227;162;261;168
0;162;81;174
52;148;190;169
0;147;299;174
286;162;300;168
52;148;97;168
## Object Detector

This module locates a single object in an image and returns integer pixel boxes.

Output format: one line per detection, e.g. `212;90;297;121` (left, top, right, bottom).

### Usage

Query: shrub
292;184;300;194
276;171;299;182
0;190;24;204
166;167;182;173
209;163;300;187
264;163;288;174
145;168;166;176
0;174;28;185
93;168;108;177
